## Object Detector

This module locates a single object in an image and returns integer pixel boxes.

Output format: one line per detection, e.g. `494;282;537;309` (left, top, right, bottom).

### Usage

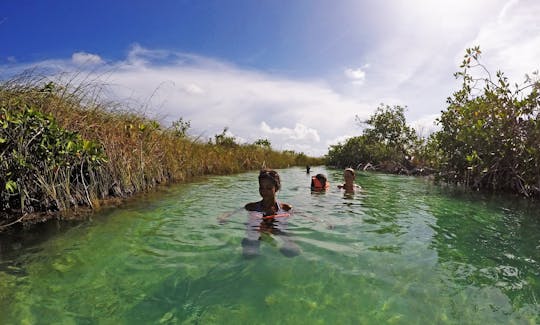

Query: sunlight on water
1;167;539;324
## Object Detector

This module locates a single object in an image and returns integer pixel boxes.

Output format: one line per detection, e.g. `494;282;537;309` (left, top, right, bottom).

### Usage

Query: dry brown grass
0;75;323;228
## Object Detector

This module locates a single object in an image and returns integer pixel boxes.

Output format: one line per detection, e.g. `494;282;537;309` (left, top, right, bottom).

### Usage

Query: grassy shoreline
0;76;323;231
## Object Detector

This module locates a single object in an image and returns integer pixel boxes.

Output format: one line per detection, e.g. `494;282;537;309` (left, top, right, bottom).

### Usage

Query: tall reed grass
0;74;323;229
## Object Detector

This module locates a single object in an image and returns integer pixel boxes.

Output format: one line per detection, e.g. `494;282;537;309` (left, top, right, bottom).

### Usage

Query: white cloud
326;134;355;147
2;0;538;157
71;52;104;65
89;46;373;156
468;0;540;83
0;45;369;156
182;83;204;95
410;114;440;137
260;121;320;142
498;0;520;20
344;66;367;85
346;0;538;131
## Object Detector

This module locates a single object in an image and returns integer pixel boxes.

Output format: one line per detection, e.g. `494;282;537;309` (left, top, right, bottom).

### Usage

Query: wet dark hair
258;169;281;191
315;173;327;186
311;173;328;190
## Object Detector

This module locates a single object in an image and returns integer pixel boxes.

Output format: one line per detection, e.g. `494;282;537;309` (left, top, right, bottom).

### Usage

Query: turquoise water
1;167;539;324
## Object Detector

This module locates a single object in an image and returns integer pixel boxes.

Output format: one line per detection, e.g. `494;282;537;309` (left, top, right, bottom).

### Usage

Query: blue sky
1;1;378;74
1;0;539;156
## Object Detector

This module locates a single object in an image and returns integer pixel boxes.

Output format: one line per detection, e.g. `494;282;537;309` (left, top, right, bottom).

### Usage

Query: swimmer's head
344;168;355;180
258;169;281;191
311;173;329;190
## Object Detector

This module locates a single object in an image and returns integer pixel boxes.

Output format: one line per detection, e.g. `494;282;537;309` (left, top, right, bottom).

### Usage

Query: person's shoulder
245;202;258;211
280;203;292;211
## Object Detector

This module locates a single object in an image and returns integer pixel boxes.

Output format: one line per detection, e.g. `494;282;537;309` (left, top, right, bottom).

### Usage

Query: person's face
344;171;355;182
259;178;277;199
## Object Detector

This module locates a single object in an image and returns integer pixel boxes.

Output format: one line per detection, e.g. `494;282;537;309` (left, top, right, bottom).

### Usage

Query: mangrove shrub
0;103;106;214
326;104;420;170
435;46;540;197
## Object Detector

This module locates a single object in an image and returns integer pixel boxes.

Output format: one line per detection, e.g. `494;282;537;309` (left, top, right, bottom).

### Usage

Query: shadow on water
0;184;189;276
0;219;91;275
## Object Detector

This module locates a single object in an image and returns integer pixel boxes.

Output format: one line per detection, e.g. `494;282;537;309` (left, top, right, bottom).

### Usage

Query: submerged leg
279;235;301;257
241;238;260;259
273;218;301;257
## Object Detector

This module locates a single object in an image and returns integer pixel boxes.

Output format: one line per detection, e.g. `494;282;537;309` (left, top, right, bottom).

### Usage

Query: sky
1;0;539;157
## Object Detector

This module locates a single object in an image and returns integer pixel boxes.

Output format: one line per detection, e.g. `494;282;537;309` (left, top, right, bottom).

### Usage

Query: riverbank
0;77;323;232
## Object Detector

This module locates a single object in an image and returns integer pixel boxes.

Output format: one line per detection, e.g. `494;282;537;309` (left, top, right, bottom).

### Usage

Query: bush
435;46;540;197
1;102;106;214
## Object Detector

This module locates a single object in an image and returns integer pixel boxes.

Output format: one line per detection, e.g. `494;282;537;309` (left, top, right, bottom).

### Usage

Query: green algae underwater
1;167;539;324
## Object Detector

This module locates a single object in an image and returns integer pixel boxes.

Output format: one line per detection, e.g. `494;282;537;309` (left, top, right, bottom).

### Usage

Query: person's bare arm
217;207;246;224
244;202;258;211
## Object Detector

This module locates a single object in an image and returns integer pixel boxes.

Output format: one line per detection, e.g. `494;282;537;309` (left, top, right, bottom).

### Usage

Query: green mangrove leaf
83;140;93;151
5;180;17;193
66;140;76;151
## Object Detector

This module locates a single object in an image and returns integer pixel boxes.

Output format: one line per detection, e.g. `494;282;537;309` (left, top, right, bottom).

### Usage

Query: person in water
311;173;330;191
337;167;361;193
242;169;300;258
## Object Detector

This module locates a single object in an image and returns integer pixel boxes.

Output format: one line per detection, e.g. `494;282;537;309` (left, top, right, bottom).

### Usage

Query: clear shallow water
1;167;540;324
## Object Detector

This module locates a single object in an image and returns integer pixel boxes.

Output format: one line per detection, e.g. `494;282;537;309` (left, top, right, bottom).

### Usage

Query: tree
435;46;540;196
327;104;422;169
253;138;271;149
214;127;238;147
358;104;418;156
171;117;191;138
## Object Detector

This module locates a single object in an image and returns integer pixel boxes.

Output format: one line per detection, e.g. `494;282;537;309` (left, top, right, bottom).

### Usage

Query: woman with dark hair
244;169;291;214
310;173;329;191
242;169;300;258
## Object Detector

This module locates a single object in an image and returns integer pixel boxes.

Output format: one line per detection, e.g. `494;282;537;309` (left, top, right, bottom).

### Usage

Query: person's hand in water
217;213;230;225
217;208;243;224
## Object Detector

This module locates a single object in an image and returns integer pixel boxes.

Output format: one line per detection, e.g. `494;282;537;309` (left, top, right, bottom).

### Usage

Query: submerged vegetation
0;75;323;229
327;47;540;198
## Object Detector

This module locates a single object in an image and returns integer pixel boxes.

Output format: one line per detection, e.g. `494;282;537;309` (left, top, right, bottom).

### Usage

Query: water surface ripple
1;167;539;324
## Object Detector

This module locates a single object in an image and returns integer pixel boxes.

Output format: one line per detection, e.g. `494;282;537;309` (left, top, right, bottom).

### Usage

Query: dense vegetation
2;46;538;230
326;104;424;173
435;47;540;197
0;76;323;229
327;47;540;197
